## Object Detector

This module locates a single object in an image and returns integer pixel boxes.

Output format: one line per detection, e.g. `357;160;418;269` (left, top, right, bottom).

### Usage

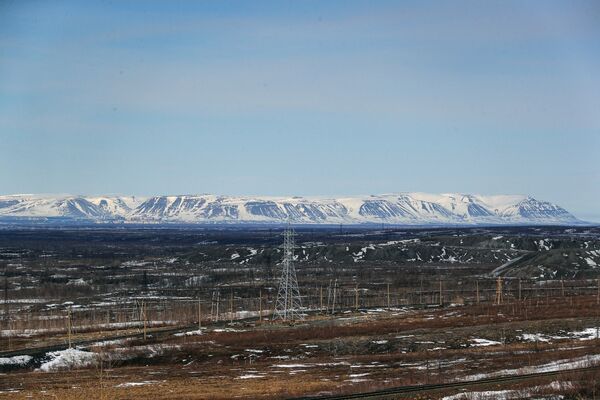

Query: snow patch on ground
0;355;32;367
272;361;350;368
37;348;97;372
115;381;160;388
471;338;501;347
442;380;572;399
443;389;518;400
212;328;247;333
519;327;600;343
520;333;551;342
464;354;600;380
237;374;266;379
585;257;597;267
538;239;551;251
173;329;204;337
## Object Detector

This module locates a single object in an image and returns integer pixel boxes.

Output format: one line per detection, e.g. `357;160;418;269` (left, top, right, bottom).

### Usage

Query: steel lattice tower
273;226;303;321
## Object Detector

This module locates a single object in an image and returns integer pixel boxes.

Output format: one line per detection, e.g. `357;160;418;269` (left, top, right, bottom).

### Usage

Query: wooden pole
3;263;8;330
387;283;390;310
259;289;263;323
332;281;337;314
7;318;11;350
67;306;72;348
198;298;202;330
496;277;503;305
230;290;234;323
319;286;323;314
597;279;599;305
476;280;480;305
439;279;443;307
355;284;359;311
142;301;147;341
216;292;220;322
561;279;565;297
518;279;522;301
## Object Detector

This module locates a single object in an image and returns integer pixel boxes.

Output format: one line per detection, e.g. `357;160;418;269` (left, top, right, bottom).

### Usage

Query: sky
0;1;599;221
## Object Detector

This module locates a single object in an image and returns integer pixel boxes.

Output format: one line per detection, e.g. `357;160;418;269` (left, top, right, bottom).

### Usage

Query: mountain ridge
0;193;583;226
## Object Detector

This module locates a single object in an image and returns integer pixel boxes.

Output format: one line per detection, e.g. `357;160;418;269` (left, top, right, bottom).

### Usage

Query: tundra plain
1;225;600;399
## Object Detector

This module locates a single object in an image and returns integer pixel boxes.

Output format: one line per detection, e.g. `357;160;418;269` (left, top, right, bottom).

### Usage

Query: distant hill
0;193;582;226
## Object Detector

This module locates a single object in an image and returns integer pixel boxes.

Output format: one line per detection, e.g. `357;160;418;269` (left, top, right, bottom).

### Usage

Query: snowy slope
0;193;582;225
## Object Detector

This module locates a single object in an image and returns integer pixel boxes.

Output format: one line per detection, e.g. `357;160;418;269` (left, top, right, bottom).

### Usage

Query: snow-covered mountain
0;193;582;225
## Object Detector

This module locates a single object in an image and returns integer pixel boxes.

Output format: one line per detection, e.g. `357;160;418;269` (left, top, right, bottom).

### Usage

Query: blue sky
1;1;599;221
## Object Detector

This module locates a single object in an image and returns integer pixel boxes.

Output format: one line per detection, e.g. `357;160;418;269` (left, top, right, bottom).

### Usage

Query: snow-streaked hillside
0;193;582;225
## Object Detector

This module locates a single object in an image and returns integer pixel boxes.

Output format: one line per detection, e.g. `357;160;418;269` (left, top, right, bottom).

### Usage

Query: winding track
291;365;600;399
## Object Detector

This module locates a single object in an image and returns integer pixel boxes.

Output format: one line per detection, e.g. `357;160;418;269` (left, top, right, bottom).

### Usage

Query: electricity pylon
273;226;303;321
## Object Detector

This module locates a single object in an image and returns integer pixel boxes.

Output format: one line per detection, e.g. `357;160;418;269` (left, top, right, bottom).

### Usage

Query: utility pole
355;284;359;311
319;286;323;314
259;289;263;323
387;283;390;310
3;263;8;330
230;290;234;323
198;298;202;330
326;280;332;314
211;290;220;322
518;279;522;301
439;279;443;307
476;280;480;305
332;280;337;315
216;292;220;322
142;301;147;341
67;306;72;349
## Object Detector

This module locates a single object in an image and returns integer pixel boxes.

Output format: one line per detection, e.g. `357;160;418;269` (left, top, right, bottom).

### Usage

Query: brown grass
4;295;600;399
